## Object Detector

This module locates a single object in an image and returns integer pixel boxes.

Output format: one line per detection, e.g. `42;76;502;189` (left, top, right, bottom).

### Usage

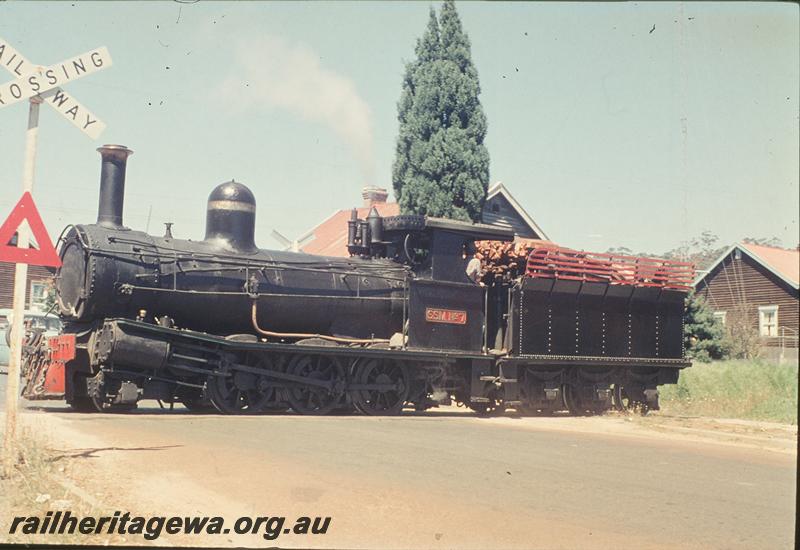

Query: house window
713;311;727;326
758;305;779;337
30;281;49;310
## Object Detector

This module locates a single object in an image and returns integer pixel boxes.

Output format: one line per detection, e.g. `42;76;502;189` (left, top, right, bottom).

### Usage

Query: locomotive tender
21;145;693;415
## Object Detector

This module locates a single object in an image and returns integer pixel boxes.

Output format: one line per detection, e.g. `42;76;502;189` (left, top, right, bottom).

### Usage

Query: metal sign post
0;37;111;478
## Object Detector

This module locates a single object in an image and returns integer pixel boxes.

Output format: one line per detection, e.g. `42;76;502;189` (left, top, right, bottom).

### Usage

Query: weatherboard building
693;242;799;360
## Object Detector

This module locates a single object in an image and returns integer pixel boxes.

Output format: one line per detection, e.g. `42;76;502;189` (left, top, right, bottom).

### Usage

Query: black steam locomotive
21;145;693;415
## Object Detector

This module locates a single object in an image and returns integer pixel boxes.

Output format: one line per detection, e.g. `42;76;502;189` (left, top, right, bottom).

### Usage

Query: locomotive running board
110;319;492;363
499;355;690;368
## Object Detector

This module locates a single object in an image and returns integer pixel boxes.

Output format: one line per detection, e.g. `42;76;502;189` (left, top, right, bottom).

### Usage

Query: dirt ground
1;405;796;549
491;410;798;455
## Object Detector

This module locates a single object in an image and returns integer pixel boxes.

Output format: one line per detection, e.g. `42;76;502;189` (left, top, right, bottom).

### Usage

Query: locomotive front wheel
350;359;410;416
207;360;276;414
286;354;346;415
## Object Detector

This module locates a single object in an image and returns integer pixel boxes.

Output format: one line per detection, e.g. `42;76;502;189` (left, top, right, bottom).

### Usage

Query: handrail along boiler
20;145;693;415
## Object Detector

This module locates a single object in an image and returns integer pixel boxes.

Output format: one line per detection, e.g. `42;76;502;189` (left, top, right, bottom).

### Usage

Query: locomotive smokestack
204;180;258;253
96;144;133;229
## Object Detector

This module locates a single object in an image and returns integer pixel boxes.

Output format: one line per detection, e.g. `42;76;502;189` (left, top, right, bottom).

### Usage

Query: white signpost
0;37;112;477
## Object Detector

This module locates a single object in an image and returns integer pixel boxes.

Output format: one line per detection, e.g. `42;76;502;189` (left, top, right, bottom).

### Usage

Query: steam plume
217;36;375;184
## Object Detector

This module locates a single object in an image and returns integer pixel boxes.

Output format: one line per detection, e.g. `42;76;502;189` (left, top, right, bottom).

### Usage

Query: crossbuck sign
1;37;113;477
0;38;112;138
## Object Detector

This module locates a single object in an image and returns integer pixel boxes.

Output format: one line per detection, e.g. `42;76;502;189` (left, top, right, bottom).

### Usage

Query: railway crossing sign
2;37;114;476
0;192;61;267
0;38;112;139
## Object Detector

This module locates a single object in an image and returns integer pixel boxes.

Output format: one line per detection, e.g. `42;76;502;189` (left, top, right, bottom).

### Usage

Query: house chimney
362;185;388;208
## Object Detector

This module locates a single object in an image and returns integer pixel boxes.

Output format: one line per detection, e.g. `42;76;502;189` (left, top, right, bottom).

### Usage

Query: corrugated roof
739;243;799;287
695;242;799;290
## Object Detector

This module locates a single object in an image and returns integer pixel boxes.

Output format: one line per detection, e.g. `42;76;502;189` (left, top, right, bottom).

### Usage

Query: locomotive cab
346;210;514;353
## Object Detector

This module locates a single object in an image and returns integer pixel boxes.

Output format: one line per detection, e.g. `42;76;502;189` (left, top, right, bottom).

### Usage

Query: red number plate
425;308;467;325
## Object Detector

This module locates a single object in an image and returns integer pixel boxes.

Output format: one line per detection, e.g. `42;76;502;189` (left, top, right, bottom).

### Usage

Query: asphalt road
5;386;796;549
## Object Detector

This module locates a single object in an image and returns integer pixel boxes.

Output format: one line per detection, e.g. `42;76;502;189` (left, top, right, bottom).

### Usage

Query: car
0;308;62;367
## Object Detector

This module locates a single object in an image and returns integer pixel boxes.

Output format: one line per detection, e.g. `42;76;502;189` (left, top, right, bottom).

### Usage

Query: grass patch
0;423;127;545
660;359;798;425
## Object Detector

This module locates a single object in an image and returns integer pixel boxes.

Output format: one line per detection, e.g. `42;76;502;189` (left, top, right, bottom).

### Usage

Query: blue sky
0;1;797;254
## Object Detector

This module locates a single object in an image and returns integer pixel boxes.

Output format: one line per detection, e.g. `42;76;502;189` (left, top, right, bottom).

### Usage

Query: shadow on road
47;444;183;462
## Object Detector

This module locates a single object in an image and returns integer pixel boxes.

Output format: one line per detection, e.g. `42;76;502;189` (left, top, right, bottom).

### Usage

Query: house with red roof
693;242;799;357
299;182;548;257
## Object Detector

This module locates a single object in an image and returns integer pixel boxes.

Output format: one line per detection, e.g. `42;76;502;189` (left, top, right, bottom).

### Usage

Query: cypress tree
684;293;730;362
392;0;490;222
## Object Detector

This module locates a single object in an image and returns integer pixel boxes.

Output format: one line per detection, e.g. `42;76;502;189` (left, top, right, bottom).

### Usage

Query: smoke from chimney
216;36;375;185
362;186;388;208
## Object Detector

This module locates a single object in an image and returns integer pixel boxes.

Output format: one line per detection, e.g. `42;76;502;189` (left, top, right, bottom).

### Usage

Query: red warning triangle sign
0;192;61;267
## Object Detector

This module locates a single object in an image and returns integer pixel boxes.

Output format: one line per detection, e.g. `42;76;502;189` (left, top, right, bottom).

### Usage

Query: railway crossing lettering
0;46;111;107
0;43;31;76
0;37;110;139
42;88;100;132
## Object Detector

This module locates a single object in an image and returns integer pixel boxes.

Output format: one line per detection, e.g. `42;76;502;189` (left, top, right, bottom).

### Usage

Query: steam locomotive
20;145;693;415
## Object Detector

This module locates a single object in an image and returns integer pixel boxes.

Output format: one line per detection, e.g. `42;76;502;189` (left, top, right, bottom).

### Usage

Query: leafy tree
605;246;659;258
607;232;787;271
392;0;490;222
725;302;763;360
606;231;732;271
663;230;727;271
684;292;730;362
742;236;783;248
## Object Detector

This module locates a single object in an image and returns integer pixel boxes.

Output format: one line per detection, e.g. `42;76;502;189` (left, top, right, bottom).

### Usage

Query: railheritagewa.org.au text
8;510;331;541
